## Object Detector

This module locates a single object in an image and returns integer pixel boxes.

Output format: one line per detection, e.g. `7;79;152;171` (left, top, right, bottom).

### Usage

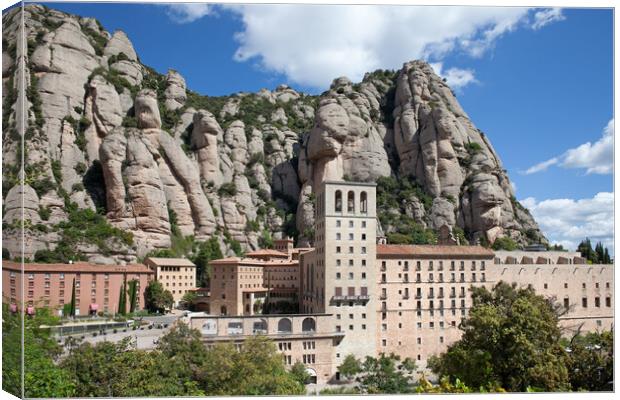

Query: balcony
415;294;422;299
427;294;435;299
459;294;466;298
449;294;456;298
402;295;410;300
380;294;387;300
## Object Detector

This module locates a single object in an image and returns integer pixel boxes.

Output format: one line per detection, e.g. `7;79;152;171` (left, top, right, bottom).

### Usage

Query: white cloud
520;192;614;253
220;5;562;89
532;8;565;30
430;62;478;90
164;4;213;23
524;157;559;174
524;119;614;175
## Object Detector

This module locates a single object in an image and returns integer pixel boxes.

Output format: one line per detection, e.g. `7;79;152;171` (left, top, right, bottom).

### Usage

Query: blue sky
32;3;615;251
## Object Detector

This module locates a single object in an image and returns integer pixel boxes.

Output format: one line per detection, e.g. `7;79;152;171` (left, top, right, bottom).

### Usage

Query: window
360;191;368;213
564;283;568;289
336;259;341;266
349;233;354;240
582;298;588;308
336;233;341;240
361;233;366;240
362;221;366;228
595;297;600;307
348;272;354;279
335;191;342;212
336;273;341;279
361;247;367;254
349;220;354;228
347;191;355;212
564;298;570;309
348;247;354;254
336;246;341;253
336;220;341;227
606;297;611;307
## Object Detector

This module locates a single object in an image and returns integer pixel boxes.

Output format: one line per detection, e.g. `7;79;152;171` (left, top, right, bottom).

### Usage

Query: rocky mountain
2;5;545;264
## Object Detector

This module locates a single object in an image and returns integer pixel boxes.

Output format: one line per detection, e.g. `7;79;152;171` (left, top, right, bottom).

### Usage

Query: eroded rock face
2;5;545;262
164;69;187;110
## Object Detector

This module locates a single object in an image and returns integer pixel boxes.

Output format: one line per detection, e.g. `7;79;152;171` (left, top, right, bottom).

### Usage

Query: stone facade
2;261;153;315
198;181;613;384
144;257;197;306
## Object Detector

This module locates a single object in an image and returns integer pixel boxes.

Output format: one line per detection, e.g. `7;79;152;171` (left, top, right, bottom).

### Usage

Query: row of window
335;259;368;267
333;190;369;214
572;296;612;308
380;272;485;283
159;266;193;272
335;246;367;254
336;272;367;280
381;260;487;272
382;286;467;298
335;232;368;241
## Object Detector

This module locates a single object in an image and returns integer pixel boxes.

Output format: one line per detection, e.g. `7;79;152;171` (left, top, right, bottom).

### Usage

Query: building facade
2;261;153;315
206;239;308;316
144;257;197;305
300;181;378;367
188;313;343;384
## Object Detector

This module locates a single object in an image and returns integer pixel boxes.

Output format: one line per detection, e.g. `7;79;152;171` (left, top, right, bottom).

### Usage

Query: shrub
492;236;518;251
38;206;51;221
218;182;237;197
465;142;483;154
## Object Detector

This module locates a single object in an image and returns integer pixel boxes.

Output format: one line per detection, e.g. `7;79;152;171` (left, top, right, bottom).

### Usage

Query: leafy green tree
195;336;305;395
144;280;173;313
191;237;223;287
577;238;596;263
338;354;362;380
357;353;412;394
491;236;518;251
564;330;613;391
181;290;197;310
3;304;76;398
430;282;570;392
290;361;310;385
60;337;203;397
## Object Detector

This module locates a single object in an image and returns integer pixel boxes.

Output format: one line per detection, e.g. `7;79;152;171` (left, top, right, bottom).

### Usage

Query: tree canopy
429;281;570;391
577;238;612;264
144;280;173;313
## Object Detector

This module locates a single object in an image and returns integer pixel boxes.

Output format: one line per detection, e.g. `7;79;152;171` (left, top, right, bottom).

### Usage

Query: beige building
188;313;342;384
206;239;308;316
190;181;613;384
144;257;197;306
300;181;378;369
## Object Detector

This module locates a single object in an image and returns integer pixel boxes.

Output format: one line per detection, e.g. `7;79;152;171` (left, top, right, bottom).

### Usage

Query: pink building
2;261;154;316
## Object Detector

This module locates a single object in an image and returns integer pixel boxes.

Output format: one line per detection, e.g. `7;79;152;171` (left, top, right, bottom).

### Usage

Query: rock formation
1;5;545;263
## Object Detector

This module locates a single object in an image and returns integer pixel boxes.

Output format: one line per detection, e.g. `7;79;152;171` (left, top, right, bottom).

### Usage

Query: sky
25;2;615;253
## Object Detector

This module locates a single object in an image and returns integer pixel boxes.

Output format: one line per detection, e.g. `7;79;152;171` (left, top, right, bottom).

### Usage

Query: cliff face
2;5;545;263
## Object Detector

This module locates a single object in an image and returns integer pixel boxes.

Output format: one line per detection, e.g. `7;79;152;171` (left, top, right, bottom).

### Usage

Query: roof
245;249;289;258
376;244;495;258
209;257;298;267
2;261;154;274
144;257;196;267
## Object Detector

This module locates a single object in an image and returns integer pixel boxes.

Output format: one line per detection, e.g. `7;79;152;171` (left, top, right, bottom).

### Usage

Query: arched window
302;317;316;332
360;191;368;213
347;191;355;213
335;190;342;212
253;319;268;334
220;306;227;315
278;318;292;333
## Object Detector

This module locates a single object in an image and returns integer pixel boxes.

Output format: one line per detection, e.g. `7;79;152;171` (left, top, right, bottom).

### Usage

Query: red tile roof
377;244;494;258
2;261;154;274
245;249;289;257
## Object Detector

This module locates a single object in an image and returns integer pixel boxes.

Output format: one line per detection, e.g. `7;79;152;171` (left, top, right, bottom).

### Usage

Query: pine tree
118;275;127;315
69;278;76;318
603;248;611;264
595;242;605;264
128;280;138;313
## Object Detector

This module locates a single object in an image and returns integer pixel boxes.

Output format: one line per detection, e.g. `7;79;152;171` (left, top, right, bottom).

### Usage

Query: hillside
1;5;545;264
